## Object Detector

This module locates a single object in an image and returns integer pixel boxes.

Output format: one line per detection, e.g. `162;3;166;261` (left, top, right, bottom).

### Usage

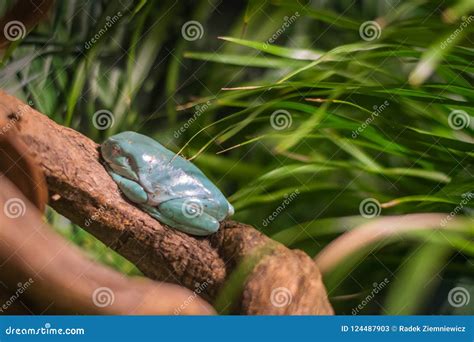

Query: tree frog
101;131;234;236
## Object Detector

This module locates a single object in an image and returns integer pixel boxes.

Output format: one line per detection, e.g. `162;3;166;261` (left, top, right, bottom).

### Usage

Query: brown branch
0;91;333;315
0;288;29;314
0;131;48;210
0;0;55;50
314;213;460;274
0;174;215;315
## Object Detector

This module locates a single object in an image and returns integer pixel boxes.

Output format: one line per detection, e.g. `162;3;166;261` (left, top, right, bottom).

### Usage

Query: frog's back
132;134;227;204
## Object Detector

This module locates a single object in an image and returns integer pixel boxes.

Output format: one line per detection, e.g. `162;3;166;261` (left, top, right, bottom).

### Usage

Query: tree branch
0;0;55;50
314;213;462;274
0;91;333;315
0;175;215;315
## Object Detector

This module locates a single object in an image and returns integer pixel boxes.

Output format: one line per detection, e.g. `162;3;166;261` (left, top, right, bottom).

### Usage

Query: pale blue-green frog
101;131;234;236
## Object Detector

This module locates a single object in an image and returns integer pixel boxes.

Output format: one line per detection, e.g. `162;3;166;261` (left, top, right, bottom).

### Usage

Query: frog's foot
194;197;234;221
143;199;220;236
108;171;148;204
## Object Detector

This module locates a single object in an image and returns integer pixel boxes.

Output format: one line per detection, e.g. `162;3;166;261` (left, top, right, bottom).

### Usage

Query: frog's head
101;131;142;181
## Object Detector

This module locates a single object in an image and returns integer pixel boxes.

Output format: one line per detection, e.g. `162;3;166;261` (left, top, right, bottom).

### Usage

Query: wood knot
7;112;20;121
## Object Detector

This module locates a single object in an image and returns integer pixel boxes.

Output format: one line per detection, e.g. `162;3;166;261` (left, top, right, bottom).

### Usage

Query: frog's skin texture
101;131;234;236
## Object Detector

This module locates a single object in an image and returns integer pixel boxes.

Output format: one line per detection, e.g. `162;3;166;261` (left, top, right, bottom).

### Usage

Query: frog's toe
202;217;220;234
109;171;148;204
227;203;235;216
156;200;221;236
176;212;220;236
165;215;219;236
180;221;219;236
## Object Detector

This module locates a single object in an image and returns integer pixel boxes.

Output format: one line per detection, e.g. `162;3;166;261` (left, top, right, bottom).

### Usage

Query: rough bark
0;175;215;315
0;130;48;210
0;90;333;315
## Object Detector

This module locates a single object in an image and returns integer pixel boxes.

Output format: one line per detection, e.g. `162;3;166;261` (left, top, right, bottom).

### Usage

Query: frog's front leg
153;198;220;236
108;171;148;204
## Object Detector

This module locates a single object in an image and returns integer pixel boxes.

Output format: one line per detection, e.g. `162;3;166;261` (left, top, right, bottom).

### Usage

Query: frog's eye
112;145;122;155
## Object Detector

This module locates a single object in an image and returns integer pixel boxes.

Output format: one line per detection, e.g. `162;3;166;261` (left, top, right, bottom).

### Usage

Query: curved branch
0;91;333;315
315;213;463;274
0;175;215;315
0;131;48;210
0;0;54;50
